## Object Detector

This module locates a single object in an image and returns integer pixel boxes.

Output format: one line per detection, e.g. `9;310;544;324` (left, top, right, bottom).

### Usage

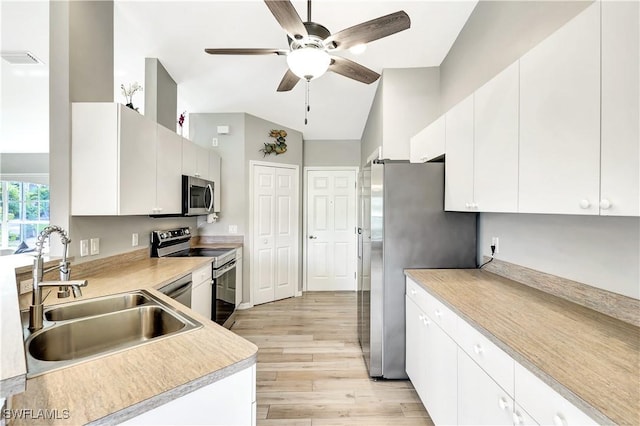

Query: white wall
304;140;360;167
360;78;384;166
1;0;49;154
441;1;639;299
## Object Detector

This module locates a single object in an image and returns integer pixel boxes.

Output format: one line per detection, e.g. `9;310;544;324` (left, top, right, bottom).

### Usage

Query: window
0;181;50;251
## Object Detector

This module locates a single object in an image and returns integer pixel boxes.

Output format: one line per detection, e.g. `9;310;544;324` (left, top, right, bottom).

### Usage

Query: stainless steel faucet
29;225;88;331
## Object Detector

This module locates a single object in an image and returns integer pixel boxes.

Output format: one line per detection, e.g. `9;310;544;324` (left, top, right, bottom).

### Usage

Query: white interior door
306;169;357;291
252;164;298;305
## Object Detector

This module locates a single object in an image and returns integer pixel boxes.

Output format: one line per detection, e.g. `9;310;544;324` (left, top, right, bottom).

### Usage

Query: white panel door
253;166;276;305
519;3;600;215
274;167;297;301
306;170;357;291
600;0;639;216
253;164;298;305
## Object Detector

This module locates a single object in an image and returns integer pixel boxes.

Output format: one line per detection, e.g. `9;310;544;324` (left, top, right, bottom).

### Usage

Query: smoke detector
1;51;43;65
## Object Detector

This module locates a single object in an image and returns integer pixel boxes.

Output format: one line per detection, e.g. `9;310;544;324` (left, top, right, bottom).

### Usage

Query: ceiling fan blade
329;56;380;84
205;48;288;56
277;69;300;92
264;0;308;40
326;11;410;50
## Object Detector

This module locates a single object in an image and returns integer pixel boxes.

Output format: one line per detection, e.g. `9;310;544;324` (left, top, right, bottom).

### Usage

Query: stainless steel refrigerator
357;160;477;379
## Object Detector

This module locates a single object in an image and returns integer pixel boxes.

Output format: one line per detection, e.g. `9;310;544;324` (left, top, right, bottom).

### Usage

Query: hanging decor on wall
260;129;288;156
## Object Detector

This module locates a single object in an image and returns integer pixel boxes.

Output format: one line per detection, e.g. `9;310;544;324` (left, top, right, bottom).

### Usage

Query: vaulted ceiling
115;0;477;140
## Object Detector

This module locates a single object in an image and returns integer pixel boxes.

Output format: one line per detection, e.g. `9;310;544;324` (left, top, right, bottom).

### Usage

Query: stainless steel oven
182;175;214;216
151;227;237;328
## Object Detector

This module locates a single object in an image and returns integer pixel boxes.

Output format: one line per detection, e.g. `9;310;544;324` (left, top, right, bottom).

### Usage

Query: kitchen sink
44;292;153;321
23;290;202;377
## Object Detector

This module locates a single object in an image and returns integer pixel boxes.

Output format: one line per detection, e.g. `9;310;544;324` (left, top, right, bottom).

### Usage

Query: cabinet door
445;94;475;212
519;3;600;215
196;144;210;179
122;364;255;425
209;150;222;212
513;402;539;426
405;296;424;400
474;61;519;213
156;125;183;214
600;1;639;216
119;105;157;215
235;249;243;307
182;139;197;177
458;350;513;425
191;279;212;320
424;318;457;426
410;116;445;163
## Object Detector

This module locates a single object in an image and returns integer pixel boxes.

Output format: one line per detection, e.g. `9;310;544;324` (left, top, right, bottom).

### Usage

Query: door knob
309;235;318;239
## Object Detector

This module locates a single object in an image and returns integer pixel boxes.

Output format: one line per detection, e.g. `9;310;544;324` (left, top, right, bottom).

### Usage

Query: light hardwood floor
232;291;434;426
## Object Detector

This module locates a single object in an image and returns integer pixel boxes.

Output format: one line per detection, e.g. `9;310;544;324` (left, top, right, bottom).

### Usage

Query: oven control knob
184;229;190;235
160;232;167;240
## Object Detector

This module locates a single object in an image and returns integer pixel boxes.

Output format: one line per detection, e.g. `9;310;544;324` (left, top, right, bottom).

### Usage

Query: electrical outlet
80;239;89;257
229;225;238;234
90;238;100;255
491;237;499;254
212;137;218;147
19;279;34;295
132;233;139;247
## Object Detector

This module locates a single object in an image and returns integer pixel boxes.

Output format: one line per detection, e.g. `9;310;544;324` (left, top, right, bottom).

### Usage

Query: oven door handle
214;260;236;278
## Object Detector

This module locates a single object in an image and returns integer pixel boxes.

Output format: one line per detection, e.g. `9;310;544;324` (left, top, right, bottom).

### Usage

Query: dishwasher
158;274;192;308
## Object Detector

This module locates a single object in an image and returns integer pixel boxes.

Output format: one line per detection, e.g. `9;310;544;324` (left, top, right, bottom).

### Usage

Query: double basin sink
22;290;202;377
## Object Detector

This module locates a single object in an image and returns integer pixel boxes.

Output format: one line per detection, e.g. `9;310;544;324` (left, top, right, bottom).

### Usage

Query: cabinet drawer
425;291;457;339
457;316;514;397
406;277;430;313
192;263;212;286
515;363;598;426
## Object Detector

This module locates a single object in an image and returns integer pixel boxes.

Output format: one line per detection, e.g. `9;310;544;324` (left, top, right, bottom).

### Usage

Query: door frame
248;161;300;307
303;166;359;292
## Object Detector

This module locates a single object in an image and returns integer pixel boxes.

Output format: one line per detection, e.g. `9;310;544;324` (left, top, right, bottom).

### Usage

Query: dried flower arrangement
121;82;143;111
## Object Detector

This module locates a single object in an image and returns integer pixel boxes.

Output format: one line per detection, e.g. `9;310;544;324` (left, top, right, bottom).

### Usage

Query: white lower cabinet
123;364;256;425
191;263;213;320
405;277;597;426
458;350;514;425
515;363;597;426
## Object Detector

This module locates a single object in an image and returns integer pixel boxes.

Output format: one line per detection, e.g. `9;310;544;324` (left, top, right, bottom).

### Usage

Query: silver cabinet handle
309;235;318;239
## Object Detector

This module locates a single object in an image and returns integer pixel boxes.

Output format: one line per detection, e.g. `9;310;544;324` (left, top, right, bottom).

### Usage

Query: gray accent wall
145;58;178;131
304;140;360;167
361;78;383;166
440;0;639;299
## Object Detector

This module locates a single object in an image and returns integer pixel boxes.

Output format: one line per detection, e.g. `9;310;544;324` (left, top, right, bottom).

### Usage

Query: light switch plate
229;225;238;234
90;238;100;255
80;240;89;257
212;138;219;147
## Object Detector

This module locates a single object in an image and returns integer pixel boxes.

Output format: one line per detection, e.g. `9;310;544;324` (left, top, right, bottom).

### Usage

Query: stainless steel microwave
182;175;214;216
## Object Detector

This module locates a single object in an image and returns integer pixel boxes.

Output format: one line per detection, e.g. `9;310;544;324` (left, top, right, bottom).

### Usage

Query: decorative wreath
260;129;288;156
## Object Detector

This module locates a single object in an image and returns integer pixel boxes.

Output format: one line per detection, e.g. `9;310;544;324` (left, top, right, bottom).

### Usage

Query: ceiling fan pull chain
304;79;311;126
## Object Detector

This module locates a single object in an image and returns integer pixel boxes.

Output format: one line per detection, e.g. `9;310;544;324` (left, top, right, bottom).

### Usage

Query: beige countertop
405;269;640;426
7;256;257;425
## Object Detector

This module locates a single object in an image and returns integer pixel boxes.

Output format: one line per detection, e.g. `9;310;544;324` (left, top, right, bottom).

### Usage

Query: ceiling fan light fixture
286;47;330;80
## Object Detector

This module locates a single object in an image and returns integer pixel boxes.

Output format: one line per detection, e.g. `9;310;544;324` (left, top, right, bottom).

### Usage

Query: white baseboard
236;302;253;310
296;291;302;297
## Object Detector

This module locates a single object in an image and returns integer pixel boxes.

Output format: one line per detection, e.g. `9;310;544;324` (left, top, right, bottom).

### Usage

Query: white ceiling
114;0;477;140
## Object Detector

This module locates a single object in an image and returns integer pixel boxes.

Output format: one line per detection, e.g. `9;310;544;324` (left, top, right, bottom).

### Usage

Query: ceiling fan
204;0;411;92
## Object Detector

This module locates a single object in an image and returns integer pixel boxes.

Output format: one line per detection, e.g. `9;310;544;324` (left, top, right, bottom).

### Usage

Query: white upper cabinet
156;125;183;215
72;103;157;215
473;61;519;213
445;94;475;211
600;1;639;216
182;139;210;179
519;3;601;215
410;115;445;163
